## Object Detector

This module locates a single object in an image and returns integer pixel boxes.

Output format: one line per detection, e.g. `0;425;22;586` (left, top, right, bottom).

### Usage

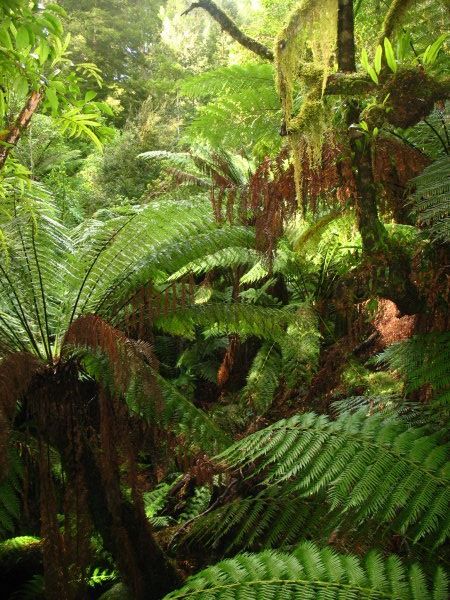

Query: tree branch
0;89;44;171
182;0;274;61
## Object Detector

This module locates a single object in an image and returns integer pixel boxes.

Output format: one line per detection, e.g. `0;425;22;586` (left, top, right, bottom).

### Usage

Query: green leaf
46;87;59;113
397;32;410;61
42;13;63;36
0;91;5;119
374;45;382;74
96;101;114;116
366;66;379;84
15;26;29;50
383;38;397;73
0;27;13;51
37;40;50;65
45;3;67;17
423;33;449;65
13;75;28;97
361;48;369;71
84;90;97;102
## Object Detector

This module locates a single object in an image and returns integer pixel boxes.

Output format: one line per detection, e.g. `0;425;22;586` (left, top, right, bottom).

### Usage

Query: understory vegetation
0;1;449;599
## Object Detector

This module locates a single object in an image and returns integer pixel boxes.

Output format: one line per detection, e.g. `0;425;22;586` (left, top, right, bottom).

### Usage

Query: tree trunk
0;90;44;171
30;372;182;600
79;439;182;600
337;0;423;315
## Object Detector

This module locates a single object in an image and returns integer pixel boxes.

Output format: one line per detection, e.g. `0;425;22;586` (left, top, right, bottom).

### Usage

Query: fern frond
180;64;275;98
126;372;231;454
183;489;332;553
242;343;281;415
0;449;23;534
164;541;448;599
180;65;281;158
154;304;292;342
167;247;260;283
409;156;450;243
280;304;321;389
377;333;450;406
218;410;450;547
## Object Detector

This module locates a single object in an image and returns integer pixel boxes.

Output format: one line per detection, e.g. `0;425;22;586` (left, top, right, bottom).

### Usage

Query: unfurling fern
164;541;448;599
217;410;450;547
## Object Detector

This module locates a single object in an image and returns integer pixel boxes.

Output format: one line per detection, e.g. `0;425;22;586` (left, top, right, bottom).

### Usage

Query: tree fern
217;410;450;547
179;64;281;158
164;541;448;599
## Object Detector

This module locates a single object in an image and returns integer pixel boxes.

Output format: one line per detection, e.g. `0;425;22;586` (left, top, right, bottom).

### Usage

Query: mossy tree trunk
338;0;423;315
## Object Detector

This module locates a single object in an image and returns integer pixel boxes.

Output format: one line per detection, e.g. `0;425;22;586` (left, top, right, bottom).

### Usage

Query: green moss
274;0;338;204
360;104;387;129
342;362;403;397
381;0;416;40
0;536;42;571
382;68;447;128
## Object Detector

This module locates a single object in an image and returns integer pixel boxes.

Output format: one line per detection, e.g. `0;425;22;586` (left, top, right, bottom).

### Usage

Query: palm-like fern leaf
218;410;450;547
183;489;333;554
164;541;448;599
242;343;282;415
154;304;293;342
377;333;450;406
180;64;281;157
410;156;450;243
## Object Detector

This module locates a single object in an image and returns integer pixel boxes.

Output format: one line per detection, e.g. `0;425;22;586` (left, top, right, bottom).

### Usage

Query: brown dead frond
0;352;43;474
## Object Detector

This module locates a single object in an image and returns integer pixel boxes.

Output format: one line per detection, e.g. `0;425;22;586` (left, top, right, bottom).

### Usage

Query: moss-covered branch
182;0;274;61
380;0;416;41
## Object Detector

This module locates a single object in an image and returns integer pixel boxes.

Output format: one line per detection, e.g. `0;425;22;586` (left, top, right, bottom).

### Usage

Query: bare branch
182;0;274;61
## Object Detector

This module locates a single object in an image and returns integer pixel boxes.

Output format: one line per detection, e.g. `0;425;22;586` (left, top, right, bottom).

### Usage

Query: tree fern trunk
79;440;181;600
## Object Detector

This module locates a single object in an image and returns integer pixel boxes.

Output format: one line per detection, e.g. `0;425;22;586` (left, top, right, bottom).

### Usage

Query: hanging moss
274;0;338;206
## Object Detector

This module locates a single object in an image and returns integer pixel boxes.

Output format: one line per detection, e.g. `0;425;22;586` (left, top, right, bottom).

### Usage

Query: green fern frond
0;451;23;536
126;371;231;453
12;574;45;599
180;64;275;98
167;248;260;283
242;343;281;415
218;410;450;547
409;156;450;243
164;541;448;599
154;304;292;343
180;65;281;158
377;333;450;406
280;304;321;389
178;486;212;524
184;489;332;554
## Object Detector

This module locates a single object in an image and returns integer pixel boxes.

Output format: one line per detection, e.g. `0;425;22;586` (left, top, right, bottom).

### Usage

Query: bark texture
0;90;44;171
